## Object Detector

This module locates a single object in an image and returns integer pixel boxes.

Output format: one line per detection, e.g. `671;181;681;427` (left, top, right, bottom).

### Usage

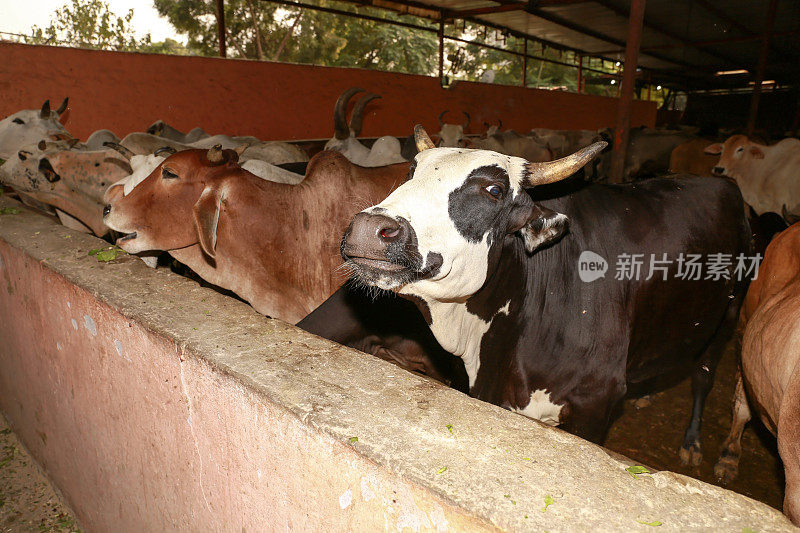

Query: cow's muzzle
712;166;726;176
341;212;417;274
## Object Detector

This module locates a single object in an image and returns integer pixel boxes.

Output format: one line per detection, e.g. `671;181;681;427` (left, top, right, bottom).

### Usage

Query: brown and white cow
103;147;409;322
714;222;800;525
705;135;800;218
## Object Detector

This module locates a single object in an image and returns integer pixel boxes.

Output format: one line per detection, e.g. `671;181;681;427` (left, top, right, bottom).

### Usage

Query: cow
103;147;409;323
340;125;752;462
297;284;469;392
468;130;553;163
0;140;130;236
483;119;502;138
530;128;600;159
595;127;694;181
323;88;406;167
146;120;210;144
705;135;800;218
669;138;719;177
0;98;70;162
117;132;309;166
436;111;471;148
714;223;800;525
85;129;121;151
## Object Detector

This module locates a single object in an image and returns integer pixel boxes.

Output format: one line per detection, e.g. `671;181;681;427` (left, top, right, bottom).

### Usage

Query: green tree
26;0;151;51
153;0;438;75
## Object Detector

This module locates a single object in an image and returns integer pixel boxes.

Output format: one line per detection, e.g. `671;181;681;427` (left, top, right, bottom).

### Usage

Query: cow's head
704;135;765;179
341;125;606;301
0;99;71;160
437;111;470;148
103;146;241;258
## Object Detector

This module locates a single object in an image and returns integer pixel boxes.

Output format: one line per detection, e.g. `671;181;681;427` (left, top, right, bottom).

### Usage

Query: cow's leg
778;378;800;525
680;303;739;466
713;370;751;483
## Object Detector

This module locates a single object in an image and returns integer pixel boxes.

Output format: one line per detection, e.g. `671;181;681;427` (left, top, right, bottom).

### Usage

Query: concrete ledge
0;196;793;532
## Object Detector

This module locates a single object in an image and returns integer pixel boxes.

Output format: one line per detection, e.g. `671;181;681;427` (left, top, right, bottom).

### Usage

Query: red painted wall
1;43;656;141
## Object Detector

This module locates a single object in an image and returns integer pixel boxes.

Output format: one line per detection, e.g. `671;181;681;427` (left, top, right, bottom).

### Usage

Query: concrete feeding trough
0;196;793;531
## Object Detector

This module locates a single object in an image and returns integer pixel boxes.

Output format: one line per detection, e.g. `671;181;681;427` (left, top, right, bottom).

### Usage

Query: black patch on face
38;158;60;182
407;159;417;180
447;164;511;243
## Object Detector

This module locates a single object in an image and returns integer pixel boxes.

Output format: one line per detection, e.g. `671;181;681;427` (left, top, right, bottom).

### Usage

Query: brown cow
714;223;800;524
668;138;718;176
103;147;409;323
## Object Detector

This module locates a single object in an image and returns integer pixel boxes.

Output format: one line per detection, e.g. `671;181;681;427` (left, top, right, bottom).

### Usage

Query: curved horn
154;146;177;157
55;97;69;115
414;124;436;152
40;100;51;119
462;111;471;130
103;141;135;161
334;87;364;140
438;110;448;127
207;144;225;165
524;141;607;186
350;93;381;137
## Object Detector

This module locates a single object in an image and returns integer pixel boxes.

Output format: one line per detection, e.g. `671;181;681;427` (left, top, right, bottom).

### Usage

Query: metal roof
352;0;800;90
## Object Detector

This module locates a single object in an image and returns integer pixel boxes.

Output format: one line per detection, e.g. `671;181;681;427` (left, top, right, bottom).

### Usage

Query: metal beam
595;30;800;55
747;0;779;135
457;0;588;16
609;0;645;184
592;0;740;69
215;0;227;57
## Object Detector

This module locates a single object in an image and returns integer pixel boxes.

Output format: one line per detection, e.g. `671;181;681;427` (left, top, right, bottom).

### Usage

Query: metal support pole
523;39;528;87
747;0;778;136
216;0;227;58
438;15;445;84
577;54;582;93
609;0;645;183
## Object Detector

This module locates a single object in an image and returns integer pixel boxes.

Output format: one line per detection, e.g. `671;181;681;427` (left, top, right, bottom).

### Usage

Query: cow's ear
193;186;224;259
749;146;765;159
704;143;723;155
508;202;569;252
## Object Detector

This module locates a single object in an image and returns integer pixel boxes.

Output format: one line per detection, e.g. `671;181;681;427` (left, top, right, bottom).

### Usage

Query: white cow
0;98;70;161
436;110;471;148
324;87;406;167
705;135;800;218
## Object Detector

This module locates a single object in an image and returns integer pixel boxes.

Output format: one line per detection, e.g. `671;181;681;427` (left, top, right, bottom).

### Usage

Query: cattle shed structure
1;0;800;530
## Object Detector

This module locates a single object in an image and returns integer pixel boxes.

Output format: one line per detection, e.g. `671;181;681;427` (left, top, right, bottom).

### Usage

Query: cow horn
497;118;503;129
524;141;607;186
40;100;51;119
55;97;69;115
414;125;436;152
103;141;135;161
350;93;380;137
438;110;448;127
207;144;225;165
462;111;471;130
233;143;248;158
334;87;364;140
154;146;177;157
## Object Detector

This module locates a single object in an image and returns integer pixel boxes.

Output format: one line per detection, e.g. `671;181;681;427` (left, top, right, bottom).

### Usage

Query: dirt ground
0;414;80;533
605;340;784;511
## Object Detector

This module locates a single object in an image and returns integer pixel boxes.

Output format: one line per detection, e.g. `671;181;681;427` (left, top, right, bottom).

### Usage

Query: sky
0;0;185;42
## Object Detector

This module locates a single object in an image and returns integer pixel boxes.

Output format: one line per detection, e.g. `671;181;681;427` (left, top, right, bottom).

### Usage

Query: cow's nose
712;166;725;176
343;212;410;259
103;204;111;217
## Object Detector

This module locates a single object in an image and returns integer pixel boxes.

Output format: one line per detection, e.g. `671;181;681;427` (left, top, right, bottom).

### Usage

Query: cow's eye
12;118;24;125
735;147;744;154
162;167;178;179
485;184;503;198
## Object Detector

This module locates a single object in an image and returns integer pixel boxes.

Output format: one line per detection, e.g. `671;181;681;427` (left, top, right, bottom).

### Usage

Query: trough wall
0;43;656;141
0;198;794;531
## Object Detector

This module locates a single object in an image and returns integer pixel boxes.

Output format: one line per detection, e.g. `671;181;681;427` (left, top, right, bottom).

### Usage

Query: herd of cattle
1;90;800;522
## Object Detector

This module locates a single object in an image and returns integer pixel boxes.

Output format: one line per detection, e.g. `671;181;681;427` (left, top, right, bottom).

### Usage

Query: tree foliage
25;0;152;51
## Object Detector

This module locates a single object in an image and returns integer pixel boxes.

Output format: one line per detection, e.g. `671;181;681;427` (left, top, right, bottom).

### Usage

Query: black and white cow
341;125;752;463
